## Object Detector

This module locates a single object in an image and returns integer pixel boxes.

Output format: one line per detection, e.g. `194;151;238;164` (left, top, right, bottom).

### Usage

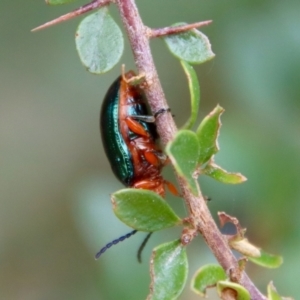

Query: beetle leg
144;150;161;167
143;149;169;166
164;180;179;196
130;108;172;124
131;115;155;123
133;179;165;197
125;117;149;137
142;150;169;167
133;180;159;189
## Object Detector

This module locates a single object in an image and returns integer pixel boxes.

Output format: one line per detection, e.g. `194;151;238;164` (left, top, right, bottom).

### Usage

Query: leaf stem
114;0;266;299
31;0;111;32
148;20;212;38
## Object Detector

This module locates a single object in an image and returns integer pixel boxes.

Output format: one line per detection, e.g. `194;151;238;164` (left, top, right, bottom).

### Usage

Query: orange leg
144;150;161;167
125;117;149;137
133;179;164;197
133;179;178;198
164;180;179;196
133;179;161;190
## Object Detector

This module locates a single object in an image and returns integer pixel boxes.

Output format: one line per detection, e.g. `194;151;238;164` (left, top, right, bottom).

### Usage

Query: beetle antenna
95;230;138;259
137;232;153;263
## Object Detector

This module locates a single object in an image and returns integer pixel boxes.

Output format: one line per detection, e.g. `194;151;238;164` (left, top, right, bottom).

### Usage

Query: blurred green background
1;0;299;299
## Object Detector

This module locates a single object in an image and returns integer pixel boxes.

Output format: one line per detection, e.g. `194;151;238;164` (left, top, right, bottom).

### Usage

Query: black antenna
137;232;153;263
95;230;137;259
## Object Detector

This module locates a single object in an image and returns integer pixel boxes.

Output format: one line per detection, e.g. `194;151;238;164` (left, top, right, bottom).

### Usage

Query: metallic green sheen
100;75;157;187
100;76;134;186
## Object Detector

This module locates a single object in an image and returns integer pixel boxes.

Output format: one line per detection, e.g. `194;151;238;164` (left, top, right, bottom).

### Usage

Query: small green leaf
267;282;283;300
249;250;283;269
166;130;200;195
180;60;200;130
203;162;247;184
217;281;251;300
75;8;124;74
148;240;188;300
191;264;227;297
196;105;224;165
163;23;215;64
267;282;292;300
46;0;76;4
112;189;181;232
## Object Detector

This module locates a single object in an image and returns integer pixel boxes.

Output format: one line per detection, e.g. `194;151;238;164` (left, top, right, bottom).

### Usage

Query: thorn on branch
148;20;212;38
31;0;111;32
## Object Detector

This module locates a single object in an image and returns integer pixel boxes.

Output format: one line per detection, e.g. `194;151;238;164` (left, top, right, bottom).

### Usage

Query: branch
114;0;266;299
31;0;111;32
148;20;212;38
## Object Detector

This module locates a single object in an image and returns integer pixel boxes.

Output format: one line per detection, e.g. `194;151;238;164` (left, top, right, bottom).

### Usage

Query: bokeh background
1;0;299;299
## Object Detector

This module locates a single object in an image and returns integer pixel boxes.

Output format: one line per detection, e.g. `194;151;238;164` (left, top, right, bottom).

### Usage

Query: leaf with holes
148;240;188;300
191;264;227;297
217;281;251;300
75;8;124;74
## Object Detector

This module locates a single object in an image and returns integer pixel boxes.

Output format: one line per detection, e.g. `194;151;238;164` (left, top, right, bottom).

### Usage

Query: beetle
100;70;177;197
96;71;177;260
